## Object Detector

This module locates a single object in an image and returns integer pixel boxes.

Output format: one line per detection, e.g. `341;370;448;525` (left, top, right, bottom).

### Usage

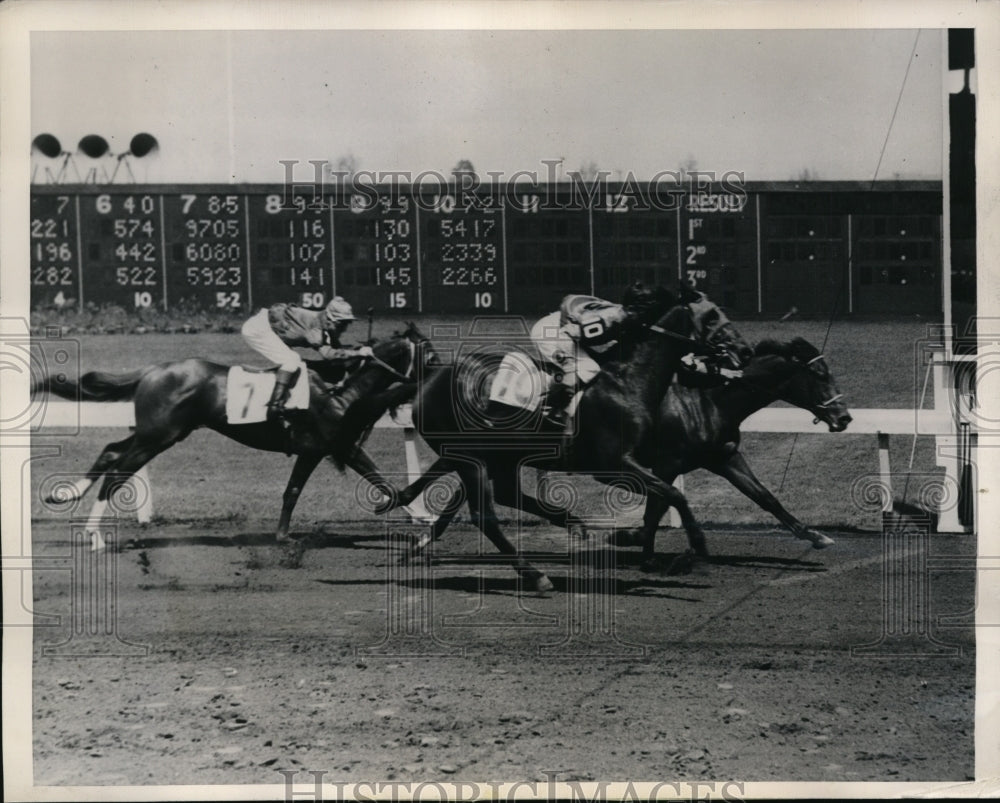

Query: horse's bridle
805;354;844;409
363;335;418;383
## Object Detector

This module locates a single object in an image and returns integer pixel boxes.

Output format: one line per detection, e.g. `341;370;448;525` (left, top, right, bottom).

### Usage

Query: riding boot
545;381;575;430
267;368;300;453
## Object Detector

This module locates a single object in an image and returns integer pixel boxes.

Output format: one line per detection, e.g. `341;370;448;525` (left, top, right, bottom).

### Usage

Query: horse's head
668;284;754;370
394;321;441;376
752;338;852;432
622;281;676;326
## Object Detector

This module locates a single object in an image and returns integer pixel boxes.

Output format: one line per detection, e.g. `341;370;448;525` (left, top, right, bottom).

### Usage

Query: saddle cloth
226;367;311;424
487;352;583;418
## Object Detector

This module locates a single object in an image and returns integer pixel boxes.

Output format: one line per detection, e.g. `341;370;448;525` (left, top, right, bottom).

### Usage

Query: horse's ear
788;337;818;363
677;280;701;304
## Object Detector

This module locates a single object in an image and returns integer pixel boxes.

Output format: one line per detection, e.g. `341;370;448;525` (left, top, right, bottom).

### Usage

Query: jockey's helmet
324;296;355;326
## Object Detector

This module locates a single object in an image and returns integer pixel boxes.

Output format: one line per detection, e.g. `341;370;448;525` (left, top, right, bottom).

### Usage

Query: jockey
529;284;653;428
241;296;374;426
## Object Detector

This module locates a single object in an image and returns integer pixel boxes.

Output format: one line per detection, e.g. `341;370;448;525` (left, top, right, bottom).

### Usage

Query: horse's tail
332;381;418;467
32;368;149;402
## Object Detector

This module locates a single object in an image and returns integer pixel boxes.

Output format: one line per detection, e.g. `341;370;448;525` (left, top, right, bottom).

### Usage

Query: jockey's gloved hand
358;346;374;358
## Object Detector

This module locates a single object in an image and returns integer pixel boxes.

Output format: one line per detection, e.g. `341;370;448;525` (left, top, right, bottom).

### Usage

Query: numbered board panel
592;189;679;302
334;193;420;314
504;189;591;315
420;192;506;313
249;193;334;311
163;192;250;313
78;192;165;311
29;183;942;318
30;193;80;309
678;191;757;310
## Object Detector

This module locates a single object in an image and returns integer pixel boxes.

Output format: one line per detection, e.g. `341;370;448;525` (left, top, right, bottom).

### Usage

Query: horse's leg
402;484;464;559
458;463;554;594
88;437;174;551
44;435;136;504
619;476;675;553
614;456;708;573
276;452;323;542
711;453;834;549
372;456;455;515
491;470;588;539
344;445;401;510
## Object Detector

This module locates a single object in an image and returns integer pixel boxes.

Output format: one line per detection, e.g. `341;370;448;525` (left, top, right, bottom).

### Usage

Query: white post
877;432;893;513
668;475;685;528
134;466;153;524
394;404;437;524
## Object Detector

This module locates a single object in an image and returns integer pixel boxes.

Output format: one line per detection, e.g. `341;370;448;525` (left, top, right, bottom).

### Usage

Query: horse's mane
753;337;819;362
752;339;788;358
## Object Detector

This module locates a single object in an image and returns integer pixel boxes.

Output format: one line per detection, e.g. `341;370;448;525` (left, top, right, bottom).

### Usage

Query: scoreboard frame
29;181;942;317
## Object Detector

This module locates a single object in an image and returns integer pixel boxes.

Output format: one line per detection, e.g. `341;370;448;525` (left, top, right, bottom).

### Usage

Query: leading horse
352;286;754;592
621;336;852;566
32;323;436;549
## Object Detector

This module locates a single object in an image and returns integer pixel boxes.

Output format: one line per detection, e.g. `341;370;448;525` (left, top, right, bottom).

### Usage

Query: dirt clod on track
31;520;974;785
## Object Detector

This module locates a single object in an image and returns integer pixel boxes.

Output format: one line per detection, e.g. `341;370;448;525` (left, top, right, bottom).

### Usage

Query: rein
646;323;715;356
365;340;417;384
321;337;418;396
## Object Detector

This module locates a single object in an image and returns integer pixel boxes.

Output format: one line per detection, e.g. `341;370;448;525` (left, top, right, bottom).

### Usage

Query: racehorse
619;336;852;566
32;323;436;550
351;285;754;592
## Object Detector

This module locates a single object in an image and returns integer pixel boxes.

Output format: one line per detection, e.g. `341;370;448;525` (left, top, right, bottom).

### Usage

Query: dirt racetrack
30;516;975;786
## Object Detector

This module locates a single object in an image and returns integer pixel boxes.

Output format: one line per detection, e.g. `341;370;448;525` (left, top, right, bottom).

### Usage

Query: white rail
31;402;969;533
33;402;956;436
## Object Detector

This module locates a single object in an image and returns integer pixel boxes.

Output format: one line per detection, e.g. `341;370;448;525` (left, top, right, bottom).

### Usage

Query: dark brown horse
619;336;852;564
353;286;754;591
32;323;436;549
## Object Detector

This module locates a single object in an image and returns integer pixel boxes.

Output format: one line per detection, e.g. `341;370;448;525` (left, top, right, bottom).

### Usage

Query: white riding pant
530;311;601;386
241;308;304;372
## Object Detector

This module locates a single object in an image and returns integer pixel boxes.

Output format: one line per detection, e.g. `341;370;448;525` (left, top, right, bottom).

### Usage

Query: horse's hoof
275;532;289;543
808;531;835;549
608;528;643;547
640;557;663;573
398;532;432;565
666;553;696;575
531;574;554;594
374;493;401;516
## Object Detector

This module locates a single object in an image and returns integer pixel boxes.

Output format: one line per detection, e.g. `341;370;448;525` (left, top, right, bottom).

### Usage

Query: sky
30;28;942;184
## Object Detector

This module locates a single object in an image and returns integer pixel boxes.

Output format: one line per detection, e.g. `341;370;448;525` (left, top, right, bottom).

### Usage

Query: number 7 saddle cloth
225;367;310;424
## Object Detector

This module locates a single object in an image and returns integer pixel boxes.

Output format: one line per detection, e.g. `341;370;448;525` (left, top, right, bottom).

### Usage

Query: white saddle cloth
226;367;310;424
487;352;583;417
